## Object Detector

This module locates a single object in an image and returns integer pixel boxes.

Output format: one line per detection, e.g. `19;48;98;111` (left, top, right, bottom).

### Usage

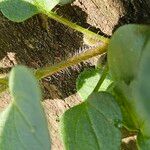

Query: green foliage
0;0;74;22
111;81;140;130
61;92;122;150
107;24;150;149
76;68;112;100
137;133;150;150
133;40;150;136
132;40;150;148
0;66;51;150
0;2;150;148
108;24;150;84
0;0;38;22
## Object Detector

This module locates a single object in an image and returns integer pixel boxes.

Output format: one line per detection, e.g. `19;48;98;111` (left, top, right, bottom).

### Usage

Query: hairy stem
43;11;109;44
0;43;108;93
35;43;108;79
0;10;110;92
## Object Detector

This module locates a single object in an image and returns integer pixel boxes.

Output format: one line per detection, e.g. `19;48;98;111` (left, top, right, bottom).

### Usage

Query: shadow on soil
0;4;106;99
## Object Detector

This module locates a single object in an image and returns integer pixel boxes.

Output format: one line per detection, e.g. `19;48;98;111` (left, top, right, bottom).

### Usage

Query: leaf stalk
44;11;109;44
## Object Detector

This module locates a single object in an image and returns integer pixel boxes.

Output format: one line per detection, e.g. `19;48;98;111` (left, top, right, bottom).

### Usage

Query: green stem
43;11;109;44
0;10;110;92
0;42;108;93
35;43;108;79
94;64;109;92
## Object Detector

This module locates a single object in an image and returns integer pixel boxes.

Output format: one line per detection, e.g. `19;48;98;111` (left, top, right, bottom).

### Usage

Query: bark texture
0;0;150;149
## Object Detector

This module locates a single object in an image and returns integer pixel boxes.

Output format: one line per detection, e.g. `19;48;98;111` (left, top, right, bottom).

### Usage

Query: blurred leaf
61;92;122;150
108;25;150;84
133;40;150;139
108;27;150;148
0;66;51;150
137;133;150;150
0;0;74;22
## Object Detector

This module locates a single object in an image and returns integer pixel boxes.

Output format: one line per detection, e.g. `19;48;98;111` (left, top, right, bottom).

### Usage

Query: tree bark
0;0;149;149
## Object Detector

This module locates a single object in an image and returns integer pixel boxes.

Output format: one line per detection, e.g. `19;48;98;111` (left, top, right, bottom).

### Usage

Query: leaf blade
61;92;122;150
0;0;74;22
108;24;150;84
0;66;51;150
76;68;112;100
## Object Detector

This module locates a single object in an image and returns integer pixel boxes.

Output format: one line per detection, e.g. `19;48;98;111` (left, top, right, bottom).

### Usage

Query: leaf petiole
93;63;109;92
43;11;109;44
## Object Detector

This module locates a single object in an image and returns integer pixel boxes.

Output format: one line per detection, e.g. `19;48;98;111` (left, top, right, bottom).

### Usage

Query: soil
0;0;150;149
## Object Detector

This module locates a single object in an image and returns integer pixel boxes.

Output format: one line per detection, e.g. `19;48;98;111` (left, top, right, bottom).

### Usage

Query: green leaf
133;39;150;138
0;66;51;150
0;0;74;22
61;92;122;150
111;81;140;130
137;133;150;150
108;25;150;84
0;0;39;22
112;35;150;148
76;68;112;100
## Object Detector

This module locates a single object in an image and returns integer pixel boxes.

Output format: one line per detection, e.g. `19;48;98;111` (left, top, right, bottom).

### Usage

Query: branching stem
44;11;109;44
0;11;110;93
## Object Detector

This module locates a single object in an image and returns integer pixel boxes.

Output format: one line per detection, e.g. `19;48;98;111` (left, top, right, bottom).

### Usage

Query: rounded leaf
0;0;38;22
108;24;150;84
61;92;122;150
0;66;51;150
